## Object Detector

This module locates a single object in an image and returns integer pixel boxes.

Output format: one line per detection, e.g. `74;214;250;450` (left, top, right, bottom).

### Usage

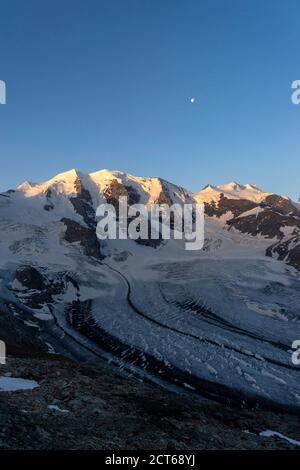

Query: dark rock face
205;195;258;218
156;190;172;206
263;194;300;216
266;235;300;269
102;179;141;207
152;180;191;241
202;194;300;271
16;266;48;291
155;179;187;206
44;204;54;212
14;266;65;309
155;183;173;205
227;211;300;239
288;243;300;269
124;185;141;204
102;179;128;212
0;307;47;356
43;188;54;211
61;217;101;258
101;179;163;246
70;176;95;228
96;178;192;248
266;239;291;261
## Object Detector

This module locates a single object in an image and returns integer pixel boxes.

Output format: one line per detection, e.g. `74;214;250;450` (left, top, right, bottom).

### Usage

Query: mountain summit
1;169;299;271
195;181;270;203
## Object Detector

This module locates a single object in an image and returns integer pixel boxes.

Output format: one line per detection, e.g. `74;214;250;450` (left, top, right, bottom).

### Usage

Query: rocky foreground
0;353;299;450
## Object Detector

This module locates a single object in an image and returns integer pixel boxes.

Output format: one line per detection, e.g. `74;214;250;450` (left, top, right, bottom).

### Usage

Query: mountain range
0;169;300;414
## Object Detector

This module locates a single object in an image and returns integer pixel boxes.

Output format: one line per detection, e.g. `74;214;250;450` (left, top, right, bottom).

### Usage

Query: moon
190;97;196;103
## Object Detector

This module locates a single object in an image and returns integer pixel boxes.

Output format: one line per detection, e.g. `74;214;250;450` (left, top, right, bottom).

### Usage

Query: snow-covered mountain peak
17;168;82;198
12;168;194;212
244;183;262;191
200;184;217;191
1;166;299;274
195;181;271;203
217;181;244;192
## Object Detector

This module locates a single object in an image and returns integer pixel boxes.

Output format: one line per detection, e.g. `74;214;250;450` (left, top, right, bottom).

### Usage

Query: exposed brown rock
204;194;257;218
264;194;300;216
102;179;128;211
61;217;101;258
227;210;300;239
154;179;177;206
70;176;95;228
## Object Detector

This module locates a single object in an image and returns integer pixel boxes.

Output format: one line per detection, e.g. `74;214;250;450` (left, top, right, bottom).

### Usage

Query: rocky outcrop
43;188;54;212
204;194;258;218
13;266;65;309
200;192;300;271
102;179;128;212
61;217;101;258
102;179;163;246
227;210;300;239
16;266;48;291
0;355;299;450
69;176;95;228
263;194;300;216
124;185;141;204
288;243;300;269
103;179;145;208
0;307;48;356
266;235;300;269
155;181;173;206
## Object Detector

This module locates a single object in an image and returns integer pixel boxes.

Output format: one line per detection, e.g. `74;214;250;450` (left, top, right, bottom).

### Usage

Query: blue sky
0;0;299;199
